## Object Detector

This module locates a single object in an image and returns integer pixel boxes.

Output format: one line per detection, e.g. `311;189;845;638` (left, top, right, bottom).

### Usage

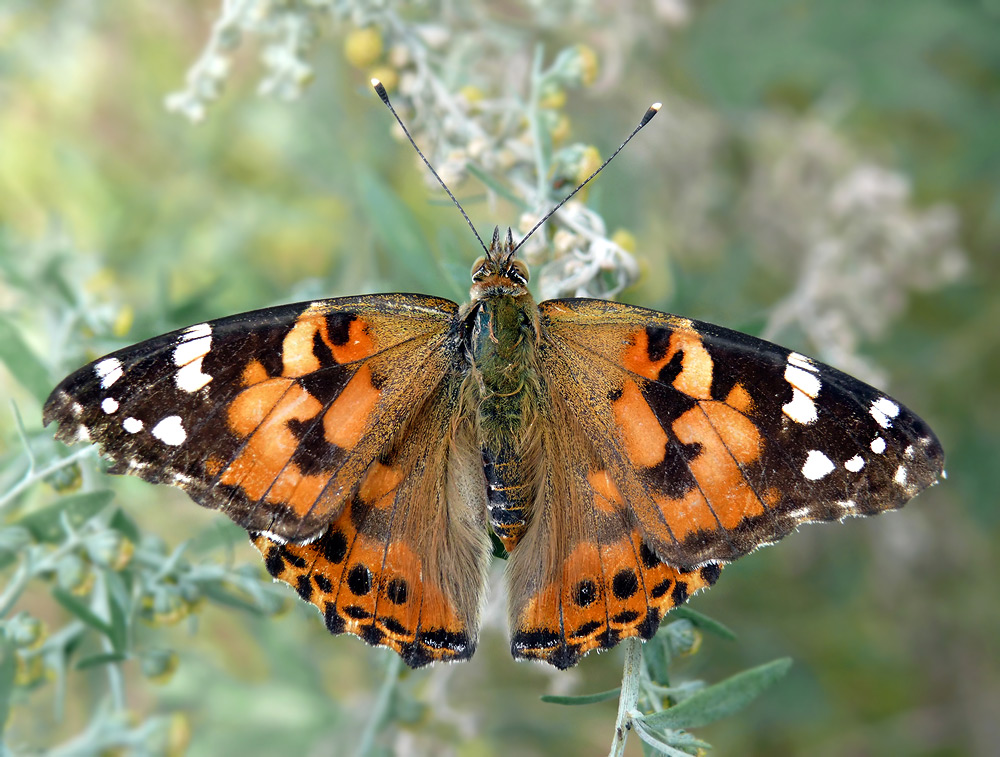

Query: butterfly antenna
371;79;489;255
512;102;661;254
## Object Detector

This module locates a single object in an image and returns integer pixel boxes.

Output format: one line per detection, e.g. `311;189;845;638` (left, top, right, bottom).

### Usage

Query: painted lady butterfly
43;90;944;670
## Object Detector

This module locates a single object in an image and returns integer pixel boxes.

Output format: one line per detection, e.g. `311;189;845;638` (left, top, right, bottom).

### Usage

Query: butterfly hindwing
538;298;945;569
506;385;721;669
43;294;461;543
251;368;491;667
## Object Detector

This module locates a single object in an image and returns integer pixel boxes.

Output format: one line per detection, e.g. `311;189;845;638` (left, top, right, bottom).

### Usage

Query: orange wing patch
253;518;473;668
205;299;460;542
510;527;720;669
253;372;490;669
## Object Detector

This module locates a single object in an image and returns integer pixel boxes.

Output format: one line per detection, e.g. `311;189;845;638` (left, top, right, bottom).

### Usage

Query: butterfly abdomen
467;293;544;552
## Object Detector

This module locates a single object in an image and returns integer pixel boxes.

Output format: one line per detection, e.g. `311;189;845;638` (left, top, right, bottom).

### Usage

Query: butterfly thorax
464;229;543;552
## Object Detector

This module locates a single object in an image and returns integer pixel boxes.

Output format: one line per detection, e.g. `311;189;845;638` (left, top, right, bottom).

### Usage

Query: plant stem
354;651;403;757
609;637;643;757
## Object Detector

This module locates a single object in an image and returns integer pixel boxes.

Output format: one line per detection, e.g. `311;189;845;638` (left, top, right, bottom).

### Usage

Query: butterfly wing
507;297;943;668
43;294;463;543
251;367;491;667
506;387;721;668
537;298;945;569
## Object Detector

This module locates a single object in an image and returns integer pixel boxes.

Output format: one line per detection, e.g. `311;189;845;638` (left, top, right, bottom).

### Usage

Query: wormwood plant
1;1;963;754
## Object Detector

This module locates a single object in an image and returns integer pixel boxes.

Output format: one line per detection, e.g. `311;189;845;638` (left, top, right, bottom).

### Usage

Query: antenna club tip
371;78;390;103
640;103;661;126
651;102;662;111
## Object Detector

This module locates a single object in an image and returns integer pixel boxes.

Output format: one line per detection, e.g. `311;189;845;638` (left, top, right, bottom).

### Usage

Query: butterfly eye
510;260;530;284
471;256;488;280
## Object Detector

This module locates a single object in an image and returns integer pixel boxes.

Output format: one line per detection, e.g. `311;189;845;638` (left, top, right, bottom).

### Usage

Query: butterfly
42;83;944;669
42;223;944;669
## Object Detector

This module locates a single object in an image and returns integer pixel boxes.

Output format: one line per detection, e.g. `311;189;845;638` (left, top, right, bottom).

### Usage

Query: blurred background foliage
0;0;997;754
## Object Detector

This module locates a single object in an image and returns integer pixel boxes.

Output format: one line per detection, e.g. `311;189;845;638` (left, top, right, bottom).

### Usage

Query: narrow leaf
632;721;698;757
541;687;621;706
465;163;524;206
52;588;113;638
0;314;51;404
669;606;737;641
18;491;114;543
107;588;129;652
639;657;792;731
75;652;129;670
0;641;16;739
199;583;270;614
109;507;140;543
356;170;437;292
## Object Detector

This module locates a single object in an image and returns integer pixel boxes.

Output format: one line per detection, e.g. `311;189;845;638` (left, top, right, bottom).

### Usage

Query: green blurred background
1;1;997;755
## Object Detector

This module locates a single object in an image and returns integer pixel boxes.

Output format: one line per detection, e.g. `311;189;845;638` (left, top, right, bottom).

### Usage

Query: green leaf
17;491;114;543
669;606;737;641
356;169;438;292
188;520;248;554
0;314;52;404
200;583;272;614
632;720;699;757
639;657;793;731
52;588;113;639
75;652;129;670
540;687;621;706
0;641;16;740
466;163;524;206
109;507;140;543
106;586;129;652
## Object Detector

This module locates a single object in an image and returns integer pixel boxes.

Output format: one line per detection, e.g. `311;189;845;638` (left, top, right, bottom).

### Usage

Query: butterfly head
469;226;530;300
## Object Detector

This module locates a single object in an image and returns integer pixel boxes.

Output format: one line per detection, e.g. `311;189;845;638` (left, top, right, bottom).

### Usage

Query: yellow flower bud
576;44;599;86
539;87;567;109
611;228;637;254
344;27;383;69
459;84;485;104
575;145;602;185
549;114;571;144
113;304;134;337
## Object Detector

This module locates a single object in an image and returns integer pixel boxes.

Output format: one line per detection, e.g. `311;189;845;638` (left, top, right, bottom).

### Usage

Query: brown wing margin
43;294;462;543
250;369;491;667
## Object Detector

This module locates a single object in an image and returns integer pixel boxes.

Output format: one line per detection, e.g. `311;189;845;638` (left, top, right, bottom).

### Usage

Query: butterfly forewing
538;298;945;569
43;294;461;543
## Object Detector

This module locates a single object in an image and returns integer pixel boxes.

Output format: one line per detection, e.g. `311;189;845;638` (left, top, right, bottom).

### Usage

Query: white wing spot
786;507;813;521
152;415;187;446
123;416;143;434
870;436;886;454
836;500;857;513
101;397;119;414
784;364;821;398
904;445;915;459
844;455;864;472
74;425;91;442
95;358;124;389
870;396;900;429
173;325;213;393
783;388;818;425
182;323;212;340
894;465;908;486
802;450;835;480
175;359;212;392
787;352;819;373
